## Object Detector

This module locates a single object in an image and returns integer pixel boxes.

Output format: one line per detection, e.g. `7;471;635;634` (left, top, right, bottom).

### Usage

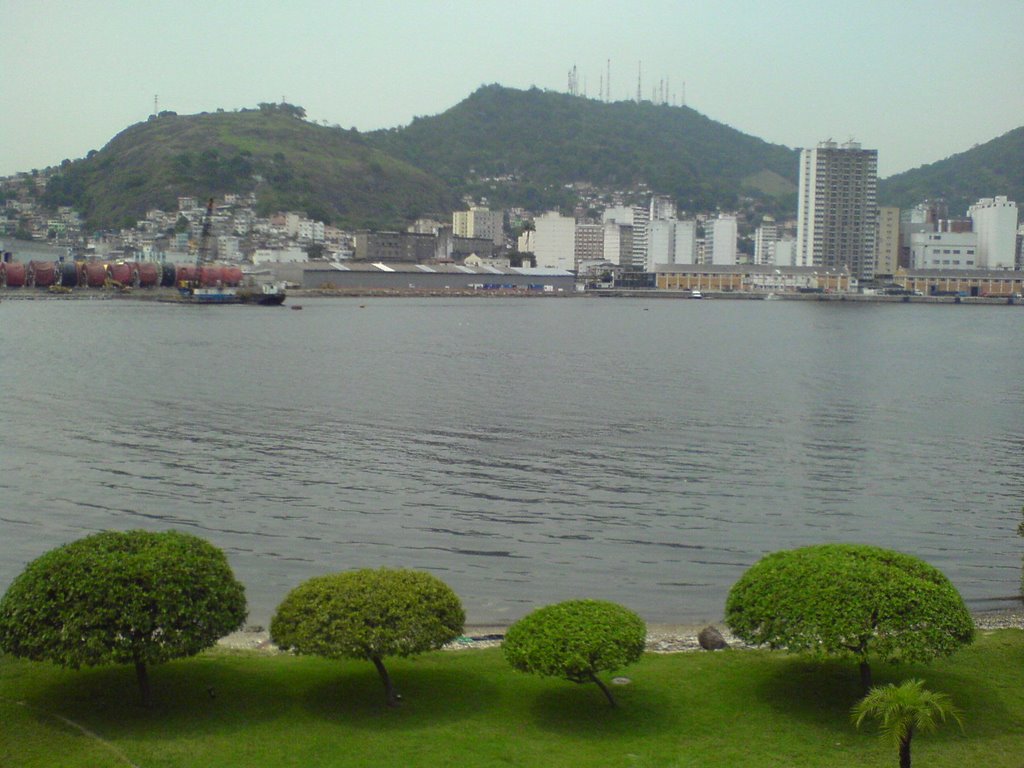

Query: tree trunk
371;656;400;708
899;733;912;768
859;659;872;692
134;659;152;708
589;672;618;708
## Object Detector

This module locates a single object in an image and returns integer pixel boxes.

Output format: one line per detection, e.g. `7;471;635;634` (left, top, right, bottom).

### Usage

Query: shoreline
218;607;1024;654
2;286;1022;305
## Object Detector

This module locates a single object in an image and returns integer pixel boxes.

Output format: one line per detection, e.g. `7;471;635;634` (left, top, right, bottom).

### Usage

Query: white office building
650;195;676;221
796;140;878;278
674;220;698;265
630;204;650;270
774;237;797;267
754;217;778;265
706;214;738;265
533;211;577;271
910;231;979;269
968;196;1018;269
602;222;632;266
646;219;675;269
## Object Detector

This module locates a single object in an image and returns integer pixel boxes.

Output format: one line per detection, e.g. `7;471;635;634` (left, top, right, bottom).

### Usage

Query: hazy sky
2;0;1022;179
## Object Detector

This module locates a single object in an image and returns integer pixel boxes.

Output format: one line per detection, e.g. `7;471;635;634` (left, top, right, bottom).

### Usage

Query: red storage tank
107;261;139;286
28;260;57;287
136;262;159;287
1;262;27;287
198;265;224;287
176;265;199;286
221;266;243;286
82;262;107;287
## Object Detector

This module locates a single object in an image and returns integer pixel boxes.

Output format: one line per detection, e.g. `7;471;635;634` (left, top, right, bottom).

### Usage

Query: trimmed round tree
725;544;974;689
502;599;646;707
270;568;465;707
0;530;247;706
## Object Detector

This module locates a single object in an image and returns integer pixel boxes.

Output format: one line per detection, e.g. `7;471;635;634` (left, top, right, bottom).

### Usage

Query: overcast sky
2;0;1022;179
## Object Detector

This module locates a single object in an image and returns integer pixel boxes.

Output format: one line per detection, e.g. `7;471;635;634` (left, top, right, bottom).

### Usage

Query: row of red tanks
0;260;245;290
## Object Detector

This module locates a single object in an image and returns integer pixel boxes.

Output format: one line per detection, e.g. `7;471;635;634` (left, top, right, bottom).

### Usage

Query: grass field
2;630;1022;768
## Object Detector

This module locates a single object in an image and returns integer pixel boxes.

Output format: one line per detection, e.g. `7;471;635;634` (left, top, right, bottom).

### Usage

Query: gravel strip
217;609;1023;654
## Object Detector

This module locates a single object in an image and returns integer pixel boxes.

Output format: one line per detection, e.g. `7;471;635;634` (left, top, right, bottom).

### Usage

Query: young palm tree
852;679;963;768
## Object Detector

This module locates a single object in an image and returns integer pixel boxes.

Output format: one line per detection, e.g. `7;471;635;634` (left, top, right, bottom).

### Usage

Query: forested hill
367;84;800;213
878;127;1024;215
41;105;458;230
36;88;1021;231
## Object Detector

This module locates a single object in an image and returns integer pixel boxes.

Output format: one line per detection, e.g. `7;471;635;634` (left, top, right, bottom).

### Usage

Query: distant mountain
879;127;1024;215
41;105;457;230
368;84;800;213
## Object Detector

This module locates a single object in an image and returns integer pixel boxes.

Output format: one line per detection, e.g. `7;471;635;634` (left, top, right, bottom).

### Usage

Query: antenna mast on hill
636;61;642;102
607;59;611;102
153;94;158;116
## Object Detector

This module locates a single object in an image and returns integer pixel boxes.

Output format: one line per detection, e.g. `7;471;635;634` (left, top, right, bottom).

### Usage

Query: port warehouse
291;262;578;293
654;263;1024;296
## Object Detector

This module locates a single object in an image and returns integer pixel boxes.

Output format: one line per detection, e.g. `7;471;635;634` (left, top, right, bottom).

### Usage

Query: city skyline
2;0;1023;180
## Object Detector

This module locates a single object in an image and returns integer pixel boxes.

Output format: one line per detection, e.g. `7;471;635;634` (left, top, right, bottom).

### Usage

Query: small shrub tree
0;530;247;706
502;599;646;707
270;568;464;707
853;679;962;768
725;544;974;690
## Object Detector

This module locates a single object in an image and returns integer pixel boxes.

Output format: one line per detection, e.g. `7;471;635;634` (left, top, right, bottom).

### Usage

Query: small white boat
690;289;703;299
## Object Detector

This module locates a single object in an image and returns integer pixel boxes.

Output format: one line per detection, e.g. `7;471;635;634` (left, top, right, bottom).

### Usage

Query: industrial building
299;262;577;293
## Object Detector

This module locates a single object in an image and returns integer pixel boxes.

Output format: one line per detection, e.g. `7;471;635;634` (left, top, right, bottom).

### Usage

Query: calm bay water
1;296;1022;626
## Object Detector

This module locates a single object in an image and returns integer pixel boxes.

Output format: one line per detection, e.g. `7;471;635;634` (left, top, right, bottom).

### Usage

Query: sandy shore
218;608;1024;654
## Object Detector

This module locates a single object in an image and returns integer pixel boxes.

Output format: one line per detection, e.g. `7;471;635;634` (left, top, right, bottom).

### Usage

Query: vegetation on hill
41;104;457;230
369;84;800;213
878;127;1024;215
28;89;1022;231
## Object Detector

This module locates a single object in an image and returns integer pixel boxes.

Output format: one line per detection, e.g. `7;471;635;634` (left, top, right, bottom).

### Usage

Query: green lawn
2;630;1021;768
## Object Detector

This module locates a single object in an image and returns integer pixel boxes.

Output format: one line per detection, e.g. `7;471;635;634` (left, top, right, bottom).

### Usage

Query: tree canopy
725;544;974;689
270;568;464;707
0;530;247;705
502;599;646;707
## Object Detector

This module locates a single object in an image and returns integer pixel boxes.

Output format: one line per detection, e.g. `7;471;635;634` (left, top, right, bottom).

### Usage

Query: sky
2;0;1023;179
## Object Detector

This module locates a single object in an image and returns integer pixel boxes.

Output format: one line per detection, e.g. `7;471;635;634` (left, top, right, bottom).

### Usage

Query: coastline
2;285;1022;305
218;607;1024;654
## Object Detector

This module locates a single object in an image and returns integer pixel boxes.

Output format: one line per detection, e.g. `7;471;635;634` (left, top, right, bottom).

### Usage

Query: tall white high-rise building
630;204;650;270
754;217;778;265
646;219;675;269
968;196;1018;269
706;214;738;265
674;220;697;265
602;222;632;266
796;140;878;278
533;211;576;271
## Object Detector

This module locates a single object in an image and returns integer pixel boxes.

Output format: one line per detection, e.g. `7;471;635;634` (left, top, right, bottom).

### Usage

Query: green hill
368;85;799;213
878;127;1024;215
37;88;1019;232
42;105;457;230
